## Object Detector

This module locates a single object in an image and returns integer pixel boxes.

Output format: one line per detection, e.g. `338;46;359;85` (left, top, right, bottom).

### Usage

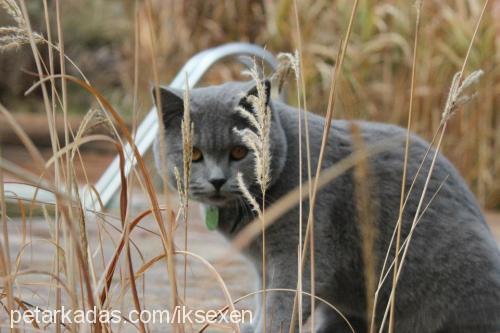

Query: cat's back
276;104;496;246
331;119;496;246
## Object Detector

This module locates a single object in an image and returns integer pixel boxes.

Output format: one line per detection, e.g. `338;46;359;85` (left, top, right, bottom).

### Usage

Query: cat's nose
209;178;226;191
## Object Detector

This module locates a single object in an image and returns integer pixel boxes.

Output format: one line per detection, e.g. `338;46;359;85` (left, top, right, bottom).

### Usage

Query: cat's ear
152;86;184;127
239;79;271;111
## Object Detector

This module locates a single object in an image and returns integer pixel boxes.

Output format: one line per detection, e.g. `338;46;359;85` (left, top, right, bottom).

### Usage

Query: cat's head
153;80;287;207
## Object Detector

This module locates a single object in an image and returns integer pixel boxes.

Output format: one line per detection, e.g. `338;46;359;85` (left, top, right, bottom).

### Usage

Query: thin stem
387;1;423;332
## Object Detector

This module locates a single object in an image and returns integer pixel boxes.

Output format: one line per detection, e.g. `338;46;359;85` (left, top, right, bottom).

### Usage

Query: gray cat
154;80;500;332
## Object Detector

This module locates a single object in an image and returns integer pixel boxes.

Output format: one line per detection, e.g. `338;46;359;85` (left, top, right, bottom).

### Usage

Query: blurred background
0;0;499;208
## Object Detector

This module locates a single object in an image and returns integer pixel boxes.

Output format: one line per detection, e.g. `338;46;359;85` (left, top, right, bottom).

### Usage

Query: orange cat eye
192;147;203;162
230;146;248;161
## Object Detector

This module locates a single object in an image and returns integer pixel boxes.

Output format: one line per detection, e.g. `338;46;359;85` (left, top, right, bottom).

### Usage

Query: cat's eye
192;147;203;162
230;146;248;161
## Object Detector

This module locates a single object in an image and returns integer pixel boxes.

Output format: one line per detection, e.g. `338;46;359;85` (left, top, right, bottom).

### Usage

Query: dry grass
0;0;497;332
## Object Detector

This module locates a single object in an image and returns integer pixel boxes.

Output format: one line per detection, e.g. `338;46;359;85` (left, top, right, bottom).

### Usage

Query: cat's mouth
191;192;236;207
208;194;227;203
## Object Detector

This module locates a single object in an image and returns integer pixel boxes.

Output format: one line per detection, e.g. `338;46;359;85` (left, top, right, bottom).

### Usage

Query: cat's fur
154;80;500;332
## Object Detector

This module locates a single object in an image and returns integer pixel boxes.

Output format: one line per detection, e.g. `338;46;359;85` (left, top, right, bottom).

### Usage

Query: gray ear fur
152;86;184;127
239;79;271;111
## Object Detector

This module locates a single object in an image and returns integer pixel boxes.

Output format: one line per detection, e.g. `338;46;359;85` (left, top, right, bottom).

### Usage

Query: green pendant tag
205;206;219;231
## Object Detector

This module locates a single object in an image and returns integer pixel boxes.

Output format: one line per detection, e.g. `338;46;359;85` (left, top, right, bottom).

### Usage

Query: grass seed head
441;69;483;124
234;64;272;193
0;0;43;51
